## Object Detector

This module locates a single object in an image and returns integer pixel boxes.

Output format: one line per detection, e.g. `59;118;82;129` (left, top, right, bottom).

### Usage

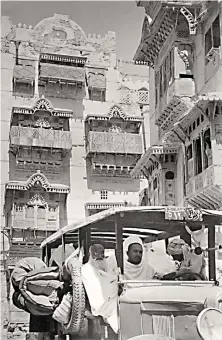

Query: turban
123;236;154;281
167;239;190;264
123;235;143;255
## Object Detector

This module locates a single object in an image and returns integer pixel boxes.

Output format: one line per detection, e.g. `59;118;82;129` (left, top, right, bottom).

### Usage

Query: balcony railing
10;126;72;149
87;131;143;155
120;89;149;105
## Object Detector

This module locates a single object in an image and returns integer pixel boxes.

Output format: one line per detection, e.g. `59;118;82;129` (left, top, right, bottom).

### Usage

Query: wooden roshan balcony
186;164;222;209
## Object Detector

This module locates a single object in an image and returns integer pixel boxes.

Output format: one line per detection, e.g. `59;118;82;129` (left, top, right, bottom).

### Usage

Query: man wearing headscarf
82;244;119;333
167;239;206;279
123;236;155;281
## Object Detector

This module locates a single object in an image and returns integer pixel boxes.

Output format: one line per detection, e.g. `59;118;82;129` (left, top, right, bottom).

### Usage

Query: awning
134;10;175;67
40;63;85;83
171;92;222;135
13;64;35;83
131;144;180;178
41;206;222;249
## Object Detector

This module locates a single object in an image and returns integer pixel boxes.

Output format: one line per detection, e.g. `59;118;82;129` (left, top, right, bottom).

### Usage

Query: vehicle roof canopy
41;206;222;250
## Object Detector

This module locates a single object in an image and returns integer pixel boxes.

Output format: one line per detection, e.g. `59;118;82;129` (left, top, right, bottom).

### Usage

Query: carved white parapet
87;31;116;54
15;23;33;42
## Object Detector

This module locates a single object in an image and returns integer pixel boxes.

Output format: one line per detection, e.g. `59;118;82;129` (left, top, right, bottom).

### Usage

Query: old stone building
1;14;149;266
132;0;222;211
1;14;149;337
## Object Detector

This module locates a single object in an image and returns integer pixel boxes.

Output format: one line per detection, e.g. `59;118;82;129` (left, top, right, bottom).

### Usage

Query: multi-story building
132;1;222;211
1;14;149;269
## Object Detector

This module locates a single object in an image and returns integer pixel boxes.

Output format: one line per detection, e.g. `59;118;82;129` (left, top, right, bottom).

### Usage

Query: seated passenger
82;244;118;333
123;236;156;281
144;242;177;277
167;239;207;280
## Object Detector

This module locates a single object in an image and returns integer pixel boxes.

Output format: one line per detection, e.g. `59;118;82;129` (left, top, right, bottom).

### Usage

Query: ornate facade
132;1;222;210
1;14;149;268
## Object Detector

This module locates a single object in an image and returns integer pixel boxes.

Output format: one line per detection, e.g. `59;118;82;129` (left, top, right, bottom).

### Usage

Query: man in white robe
123;236;156;282
82;244;119;333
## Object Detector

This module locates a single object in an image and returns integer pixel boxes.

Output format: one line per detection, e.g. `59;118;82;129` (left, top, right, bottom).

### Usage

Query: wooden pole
46;245;51;266
180;225;191;247
208;225;216;281
115;213;123;274
62;234;66;265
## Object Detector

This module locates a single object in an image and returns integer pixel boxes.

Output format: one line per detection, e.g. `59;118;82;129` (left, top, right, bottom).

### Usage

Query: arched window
203;128;212;169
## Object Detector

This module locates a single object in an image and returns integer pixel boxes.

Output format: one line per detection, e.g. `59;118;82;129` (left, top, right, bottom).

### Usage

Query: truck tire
63;260;85;334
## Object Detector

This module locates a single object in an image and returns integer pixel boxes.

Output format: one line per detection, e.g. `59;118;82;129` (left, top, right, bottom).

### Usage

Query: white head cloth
123;235;154;281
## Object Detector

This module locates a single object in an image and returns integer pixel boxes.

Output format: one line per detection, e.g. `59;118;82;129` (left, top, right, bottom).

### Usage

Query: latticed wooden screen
10;126;72;149
40;63;85;82
88;131;143;154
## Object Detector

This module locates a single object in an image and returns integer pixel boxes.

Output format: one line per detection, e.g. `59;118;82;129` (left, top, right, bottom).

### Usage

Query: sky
1;1;145;61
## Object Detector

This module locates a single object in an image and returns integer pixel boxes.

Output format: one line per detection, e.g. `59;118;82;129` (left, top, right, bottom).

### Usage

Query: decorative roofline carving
33;98;53;113
6;170;70;193
180;7;198;35
108;105;127;120
12;97;74;117
27;194;47;206
177;44;193;70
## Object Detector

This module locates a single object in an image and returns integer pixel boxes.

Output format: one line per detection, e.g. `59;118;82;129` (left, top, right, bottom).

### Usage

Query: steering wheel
162;271;204;281
175;272;204;281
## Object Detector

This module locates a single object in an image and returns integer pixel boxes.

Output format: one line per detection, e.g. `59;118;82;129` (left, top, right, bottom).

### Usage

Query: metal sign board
165;207;203;221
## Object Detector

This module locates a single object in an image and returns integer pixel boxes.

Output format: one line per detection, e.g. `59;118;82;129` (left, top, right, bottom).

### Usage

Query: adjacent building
1;14;149;268
132;0;222;211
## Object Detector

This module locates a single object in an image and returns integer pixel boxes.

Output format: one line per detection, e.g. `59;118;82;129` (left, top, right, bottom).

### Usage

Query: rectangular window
194;137;202;175
89;89;106;102
100;190;108;200
160;66;163;98
13;82;34;97
205;15;221;60
163;58;168;92
157;48;174;103
155;70;159;107
203;128;212;169
170;48;174;82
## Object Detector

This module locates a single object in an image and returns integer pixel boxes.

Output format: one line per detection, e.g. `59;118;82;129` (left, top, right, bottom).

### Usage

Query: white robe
82;258;119;333
123;236;155;283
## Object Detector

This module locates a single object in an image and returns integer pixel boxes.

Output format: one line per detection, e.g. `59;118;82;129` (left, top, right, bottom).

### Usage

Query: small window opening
179;74;194;79
194;137;202;175
153;178;157;190
187;144;193;160
215;105;219;116
170;155;175;162
204;128;212;169
100;190;108;200
189;126;192;134
165;171;174;180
